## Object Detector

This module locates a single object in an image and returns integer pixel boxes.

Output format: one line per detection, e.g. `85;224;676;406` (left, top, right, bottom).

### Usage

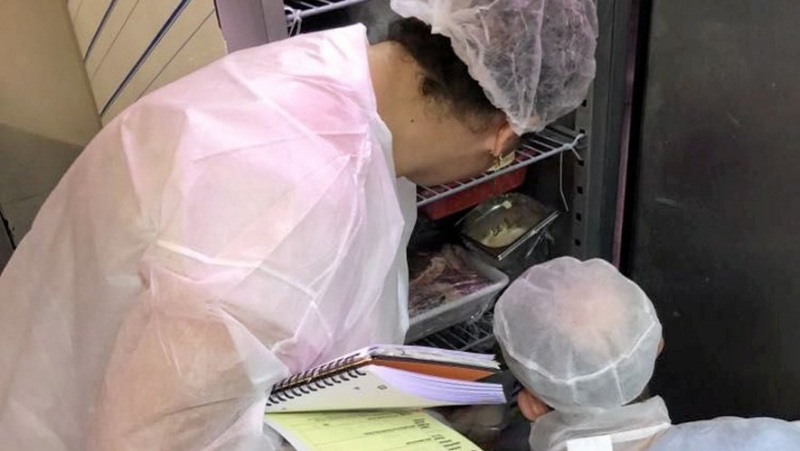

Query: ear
488;121;517;158
658;338;665;356
517;389;550;422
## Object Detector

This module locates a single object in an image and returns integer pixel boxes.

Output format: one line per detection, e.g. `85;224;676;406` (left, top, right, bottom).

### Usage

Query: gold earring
489;151;515;173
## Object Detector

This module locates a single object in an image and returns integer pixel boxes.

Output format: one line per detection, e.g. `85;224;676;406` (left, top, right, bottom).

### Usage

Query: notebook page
264;410;481;451
371;366;506;404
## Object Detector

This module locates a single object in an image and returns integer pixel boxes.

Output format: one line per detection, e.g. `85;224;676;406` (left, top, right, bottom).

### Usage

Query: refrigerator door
627;0;800;420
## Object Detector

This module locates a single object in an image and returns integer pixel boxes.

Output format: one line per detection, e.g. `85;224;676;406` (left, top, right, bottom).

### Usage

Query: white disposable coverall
530;399;800;451
530;396;672;451
651;417;800;451
0;25;416;450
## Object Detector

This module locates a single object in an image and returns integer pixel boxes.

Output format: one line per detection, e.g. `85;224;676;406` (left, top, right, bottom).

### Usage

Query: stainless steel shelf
411;313;496;352
416;126;584;207
284;0;371;20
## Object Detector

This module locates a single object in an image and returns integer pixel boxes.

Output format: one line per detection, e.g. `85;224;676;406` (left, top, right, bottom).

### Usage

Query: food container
433;404;508;449
419;167;527;220
406;252;508;343
430;371;519;449
460;193;559;276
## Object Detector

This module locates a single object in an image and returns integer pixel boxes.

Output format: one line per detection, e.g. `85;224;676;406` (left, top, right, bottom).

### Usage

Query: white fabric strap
564;422;671;451
566;435;613;451
610;422;671;444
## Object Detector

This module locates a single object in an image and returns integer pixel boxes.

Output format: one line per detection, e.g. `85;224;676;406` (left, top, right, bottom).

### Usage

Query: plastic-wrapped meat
408;245;492;318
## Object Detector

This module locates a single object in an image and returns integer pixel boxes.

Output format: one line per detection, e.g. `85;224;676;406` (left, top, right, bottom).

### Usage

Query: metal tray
460;193;559;262
406;255;508;343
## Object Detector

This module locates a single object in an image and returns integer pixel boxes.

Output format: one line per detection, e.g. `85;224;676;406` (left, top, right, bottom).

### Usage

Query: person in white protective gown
494;257;800;451
0;1;599;449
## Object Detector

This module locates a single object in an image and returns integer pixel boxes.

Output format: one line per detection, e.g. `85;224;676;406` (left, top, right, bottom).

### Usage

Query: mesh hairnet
494;257;662;412
390;0;599;135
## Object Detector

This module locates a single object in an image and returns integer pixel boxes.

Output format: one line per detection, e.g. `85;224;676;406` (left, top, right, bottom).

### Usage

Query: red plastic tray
419;167;527;220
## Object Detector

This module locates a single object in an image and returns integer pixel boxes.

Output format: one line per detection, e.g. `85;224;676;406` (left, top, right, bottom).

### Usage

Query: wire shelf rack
411;313;496;352
284;0;371;20
416;126;584;207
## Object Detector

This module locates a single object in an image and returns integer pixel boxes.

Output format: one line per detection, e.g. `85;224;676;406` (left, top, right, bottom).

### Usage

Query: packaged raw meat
405;245;509;342
408;245;492;318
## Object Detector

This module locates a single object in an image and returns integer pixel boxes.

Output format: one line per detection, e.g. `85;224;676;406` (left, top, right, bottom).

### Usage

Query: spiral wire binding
266;367;367;407
266;352;367;407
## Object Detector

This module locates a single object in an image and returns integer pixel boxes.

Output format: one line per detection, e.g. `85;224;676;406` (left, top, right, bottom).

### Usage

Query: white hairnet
390;0;599;135
0;25;416;450
494;257;662;412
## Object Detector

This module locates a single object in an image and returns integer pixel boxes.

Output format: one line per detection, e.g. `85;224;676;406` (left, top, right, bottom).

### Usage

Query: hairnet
390;0;599;135
494;257;662;412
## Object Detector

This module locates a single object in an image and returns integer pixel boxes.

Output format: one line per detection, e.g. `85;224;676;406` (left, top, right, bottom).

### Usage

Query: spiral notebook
264;345;505;413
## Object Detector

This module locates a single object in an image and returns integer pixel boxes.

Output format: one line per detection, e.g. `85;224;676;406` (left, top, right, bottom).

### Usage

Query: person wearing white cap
390;0;599;136
495;257;800;450
0;1;598;450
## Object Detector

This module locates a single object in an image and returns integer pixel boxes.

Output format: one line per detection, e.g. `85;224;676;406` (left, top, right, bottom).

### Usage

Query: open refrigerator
51;0;798;436
276;0;800;428
229;0;633;351
213;0;638;447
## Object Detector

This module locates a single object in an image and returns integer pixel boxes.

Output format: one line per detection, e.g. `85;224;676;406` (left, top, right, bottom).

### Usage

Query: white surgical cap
390;0;599;135
494;257;662;412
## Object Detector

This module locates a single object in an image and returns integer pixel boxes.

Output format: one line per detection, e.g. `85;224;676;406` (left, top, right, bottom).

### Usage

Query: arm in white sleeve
88;270;290;451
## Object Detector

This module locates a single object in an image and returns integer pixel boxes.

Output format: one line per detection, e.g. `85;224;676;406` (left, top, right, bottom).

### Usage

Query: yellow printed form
264;410;481;451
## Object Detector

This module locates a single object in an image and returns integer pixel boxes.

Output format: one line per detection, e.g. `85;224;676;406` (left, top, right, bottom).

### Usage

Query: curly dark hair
386;18;502;130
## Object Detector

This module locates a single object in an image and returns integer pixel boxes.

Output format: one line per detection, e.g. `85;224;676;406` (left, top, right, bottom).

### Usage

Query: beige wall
0;124;84;244
0;0;100;255
0;0;100;146
0;0;229;256
68;0;228;124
